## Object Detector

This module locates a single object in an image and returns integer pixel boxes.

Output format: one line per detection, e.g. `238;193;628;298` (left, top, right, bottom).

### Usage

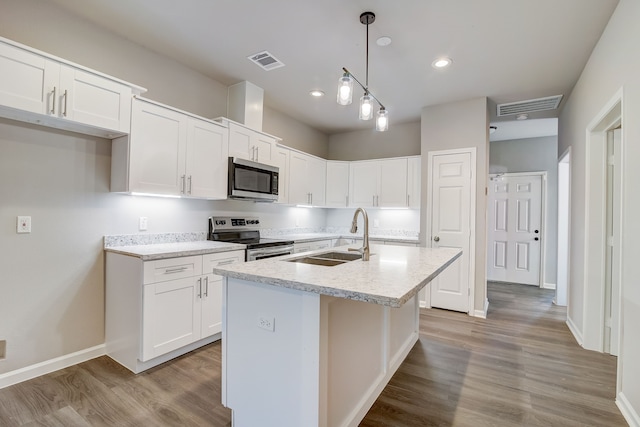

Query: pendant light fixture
337;11;388;131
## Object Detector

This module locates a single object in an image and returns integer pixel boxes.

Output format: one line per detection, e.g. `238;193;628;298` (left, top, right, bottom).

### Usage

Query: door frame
425;147;477;315
487;171;547;288
556;147;572;307
582;88;624;359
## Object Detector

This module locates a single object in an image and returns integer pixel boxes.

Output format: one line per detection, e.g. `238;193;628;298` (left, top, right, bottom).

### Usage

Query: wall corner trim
0;344;106;390
616;391;640;427
473;298;490;319
566;317;584;346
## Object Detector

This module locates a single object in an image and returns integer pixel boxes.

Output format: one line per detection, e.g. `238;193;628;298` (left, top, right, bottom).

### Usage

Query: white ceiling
48;0;619;136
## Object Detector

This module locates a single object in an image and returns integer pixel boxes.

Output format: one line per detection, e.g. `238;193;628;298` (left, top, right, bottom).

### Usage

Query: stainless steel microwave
228;157;279;202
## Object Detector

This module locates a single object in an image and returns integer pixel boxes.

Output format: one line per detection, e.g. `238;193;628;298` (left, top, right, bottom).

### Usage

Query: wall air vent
247;51;285;71
497;95;563;117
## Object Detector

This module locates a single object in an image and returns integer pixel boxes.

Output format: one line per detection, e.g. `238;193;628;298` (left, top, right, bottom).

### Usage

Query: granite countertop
212;244;461;307
104;241;246;261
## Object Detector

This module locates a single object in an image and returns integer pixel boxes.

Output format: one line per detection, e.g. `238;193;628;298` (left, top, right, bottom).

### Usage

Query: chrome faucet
349;207;370;261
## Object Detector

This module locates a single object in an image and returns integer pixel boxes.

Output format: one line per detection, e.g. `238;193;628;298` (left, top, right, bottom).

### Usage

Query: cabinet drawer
202;250;245;275
143;255;202;284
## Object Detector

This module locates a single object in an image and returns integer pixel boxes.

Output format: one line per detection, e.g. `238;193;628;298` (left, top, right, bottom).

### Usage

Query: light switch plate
17;216;31;233
139;217;148;231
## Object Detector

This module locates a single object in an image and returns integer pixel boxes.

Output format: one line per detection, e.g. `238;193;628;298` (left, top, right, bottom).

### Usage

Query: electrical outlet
139;217;148;231
17;216;31;233
258;316;275;332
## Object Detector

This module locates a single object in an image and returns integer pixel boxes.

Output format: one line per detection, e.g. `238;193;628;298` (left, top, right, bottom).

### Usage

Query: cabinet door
288;151;310;205
0;42;58;115
201;274;223;337
407;156;421;209
59;65;132;133
272;146;290;204
129;100;187;195
228;123;254;161
142;276;202;361
349;161;379;207
308;156;326;206
186;118;228;199
379;158;408;207
254;134;275;165
326;161;350;207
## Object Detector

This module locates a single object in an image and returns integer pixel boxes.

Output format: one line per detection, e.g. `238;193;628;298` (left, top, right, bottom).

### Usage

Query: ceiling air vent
247;51;285;71
497;95;563;117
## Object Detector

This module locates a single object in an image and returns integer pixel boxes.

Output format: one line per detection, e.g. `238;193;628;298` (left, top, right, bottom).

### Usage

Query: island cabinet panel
223;278;419;427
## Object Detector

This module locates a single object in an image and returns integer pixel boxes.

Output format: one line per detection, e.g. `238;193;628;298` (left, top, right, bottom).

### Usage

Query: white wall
327;121;420;160
420;98;489;313
558;0;640;420
264;107;329;158
490;136;559;287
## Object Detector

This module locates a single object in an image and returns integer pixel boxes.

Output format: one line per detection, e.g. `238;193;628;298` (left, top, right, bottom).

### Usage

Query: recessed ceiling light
432;57;452;69
310;90;325;97
376;36;392;46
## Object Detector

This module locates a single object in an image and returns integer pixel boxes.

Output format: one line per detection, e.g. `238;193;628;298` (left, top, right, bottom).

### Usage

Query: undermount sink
285;251;364;267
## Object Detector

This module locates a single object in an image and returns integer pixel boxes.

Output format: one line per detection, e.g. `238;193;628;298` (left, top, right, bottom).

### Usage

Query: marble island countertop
213;244;461;307
104;240;246;260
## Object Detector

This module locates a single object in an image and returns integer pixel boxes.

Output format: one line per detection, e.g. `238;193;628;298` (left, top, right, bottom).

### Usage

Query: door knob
535;237;539;241
433;236;440;242
534;230;539;233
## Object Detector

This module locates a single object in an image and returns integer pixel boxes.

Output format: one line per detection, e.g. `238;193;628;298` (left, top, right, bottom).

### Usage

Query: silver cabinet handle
51;87;56;114
62;89;68;117
311;193;313;205
217;259;235;266
407;194;410;206
181;175;186;194
372;195;375;206
255;146;259;162
346;195;349;206
377;195;379;206
197;277;202;298
433;236;440;242
187;175;192;195
203;276;209;297
164;266;188;274
251;146;256;161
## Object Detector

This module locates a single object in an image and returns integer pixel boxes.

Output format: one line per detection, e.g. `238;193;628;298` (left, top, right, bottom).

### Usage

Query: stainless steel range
208;216;294;261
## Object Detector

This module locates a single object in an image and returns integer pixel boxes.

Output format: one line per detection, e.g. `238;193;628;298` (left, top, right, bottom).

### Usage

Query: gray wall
327;121;420;160
558;0;639;415
489;136;558;286
264;107;329;158
420;97;489;314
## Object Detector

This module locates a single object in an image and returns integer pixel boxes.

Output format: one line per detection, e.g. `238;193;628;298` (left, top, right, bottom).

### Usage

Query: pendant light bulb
359;94;373;120
376;108;388;131
337;73;354;105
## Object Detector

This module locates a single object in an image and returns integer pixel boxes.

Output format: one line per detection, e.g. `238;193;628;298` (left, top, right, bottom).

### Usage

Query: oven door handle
249;245;294;258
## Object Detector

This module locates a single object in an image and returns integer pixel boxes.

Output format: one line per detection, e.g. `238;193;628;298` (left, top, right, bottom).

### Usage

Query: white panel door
487;174;542;285
429;152;472;312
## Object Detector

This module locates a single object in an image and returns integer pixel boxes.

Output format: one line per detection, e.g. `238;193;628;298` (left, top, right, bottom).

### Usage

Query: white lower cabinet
106;250;244;373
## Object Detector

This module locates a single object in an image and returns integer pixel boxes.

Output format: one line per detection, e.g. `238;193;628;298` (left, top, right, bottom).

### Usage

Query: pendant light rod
342;67;385;110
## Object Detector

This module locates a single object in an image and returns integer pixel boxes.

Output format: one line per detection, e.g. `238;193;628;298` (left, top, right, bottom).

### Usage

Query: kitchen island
212;244;461;427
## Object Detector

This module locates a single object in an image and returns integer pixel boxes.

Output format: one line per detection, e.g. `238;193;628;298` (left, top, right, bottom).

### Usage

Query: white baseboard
0;344;105;390
566;316;584;346
473;298;489;319
542;282;557;290
617;391;640;427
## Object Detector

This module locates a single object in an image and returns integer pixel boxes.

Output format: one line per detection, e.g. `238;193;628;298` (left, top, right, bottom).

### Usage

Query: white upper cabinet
289;151;326;206
325;161;350;207
226;121;278;166
349;158;409;208
112;98;228;199
272;145;290;204
0;37;144;137
407;156;421;209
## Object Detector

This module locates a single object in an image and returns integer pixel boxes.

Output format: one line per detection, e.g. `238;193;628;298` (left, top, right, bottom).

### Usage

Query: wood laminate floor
0;282;626;426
